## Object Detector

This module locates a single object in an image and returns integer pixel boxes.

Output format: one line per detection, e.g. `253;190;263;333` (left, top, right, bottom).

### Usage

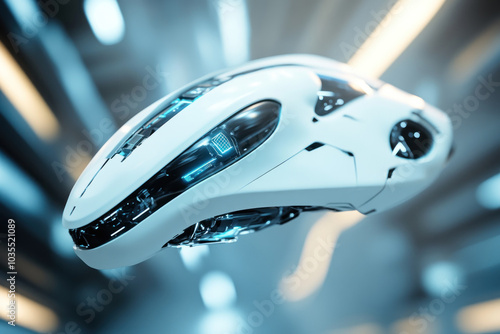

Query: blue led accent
147;100;191;127
169;100;190;113
182;158;216;182
158;100;190;119
211;132;233;155
214;228;240;239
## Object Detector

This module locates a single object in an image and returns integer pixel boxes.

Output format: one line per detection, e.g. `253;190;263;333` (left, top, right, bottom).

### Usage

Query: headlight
70;101;281;249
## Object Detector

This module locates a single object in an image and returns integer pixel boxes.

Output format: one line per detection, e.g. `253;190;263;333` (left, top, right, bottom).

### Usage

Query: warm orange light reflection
280;211;364;301
0;42;60;140
0;285;59;332
457;299;500;333
348;0;447;78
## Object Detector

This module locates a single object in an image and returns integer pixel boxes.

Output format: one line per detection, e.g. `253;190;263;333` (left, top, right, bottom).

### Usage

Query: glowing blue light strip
163;100;190;116
182;158;216;182
214;228;242;239
147;100;191;127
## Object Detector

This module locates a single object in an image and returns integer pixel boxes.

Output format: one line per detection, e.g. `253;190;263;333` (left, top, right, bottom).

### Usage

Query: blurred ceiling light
449;19;500;83
0;286;59;333
84;0;125;45
0;42;60;141
457;299;500;333
281;211;364;302
216;0;250;66
348;0;446;78
199;271;237;310
4;0;39;27
421;261;464;297
180;245;210;272
330;323;384;334
476;173;500;210
199;309;242;334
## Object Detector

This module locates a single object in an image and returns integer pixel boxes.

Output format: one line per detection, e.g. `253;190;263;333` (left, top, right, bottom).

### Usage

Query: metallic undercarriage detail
165;206;326;247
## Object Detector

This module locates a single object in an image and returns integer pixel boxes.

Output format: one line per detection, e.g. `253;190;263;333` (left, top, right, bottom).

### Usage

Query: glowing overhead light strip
0;42;60;140
0;286;59;333
280;211;364;302
216;0;250;66
4;0;39;27
84;0;125;45
456;299;500;333
348;0;447;78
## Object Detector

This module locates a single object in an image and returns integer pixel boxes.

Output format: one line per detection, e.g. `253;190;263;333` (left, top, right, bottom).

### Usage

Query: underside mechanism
165;206;327;247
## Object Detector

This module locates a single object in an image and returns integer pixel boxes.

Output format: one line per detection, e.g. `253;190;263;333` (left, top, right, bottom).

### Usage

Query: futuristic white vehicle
62;55;453;269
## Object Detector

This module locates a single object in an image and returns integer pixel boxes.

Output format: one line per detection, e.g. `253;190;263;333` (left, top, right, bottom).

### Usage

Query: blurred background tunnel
0;0;500;333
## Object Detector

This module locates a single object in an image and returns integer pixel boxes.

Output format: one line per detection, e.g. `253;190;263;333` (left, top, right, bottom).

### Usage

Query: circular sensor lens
390;120;432;159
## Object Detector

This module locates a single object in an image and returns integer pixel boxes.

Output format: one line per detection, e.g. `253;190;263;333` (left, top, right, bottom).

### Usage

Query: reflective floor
0;0;500;333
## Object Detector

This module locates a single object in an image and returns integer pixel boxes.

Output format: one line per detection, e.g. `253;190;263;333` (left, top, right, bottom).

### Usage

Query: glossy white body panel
62;55;453;269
